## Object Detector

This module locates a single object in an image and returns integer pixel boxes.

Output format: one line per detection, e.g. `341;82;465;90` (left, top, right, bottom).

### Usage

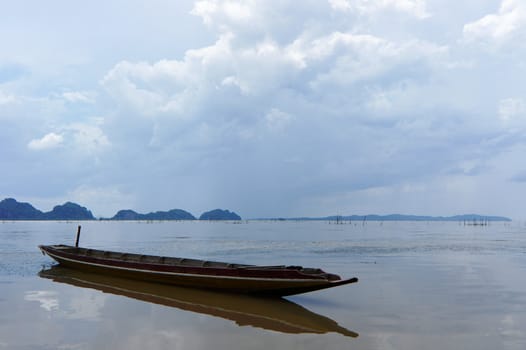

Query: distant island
0;198;512;222
105;208;242;221
109;209;196;221
0;198;242;221
262;214;512;222
199;209;242;221
0;198;94;220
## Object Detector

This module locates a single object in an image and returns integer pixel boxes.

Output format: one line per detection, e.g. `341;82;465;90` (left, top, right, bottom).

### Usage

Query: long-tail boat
39;243;358;296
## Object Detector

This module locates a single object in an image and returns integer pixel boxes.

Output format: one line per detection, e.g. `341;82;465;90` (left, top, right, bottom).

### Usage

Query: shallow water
1;220;525;349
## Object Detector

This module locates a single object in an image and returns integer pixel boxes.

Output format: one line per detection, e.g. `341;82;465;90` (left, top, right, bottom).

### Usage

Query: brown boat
38;244;358;296
39;265;358;337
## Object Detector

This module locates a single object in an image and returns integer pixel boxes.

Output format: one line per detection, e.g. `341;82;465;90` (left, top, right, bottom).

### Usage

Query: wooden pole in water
75;225;81;247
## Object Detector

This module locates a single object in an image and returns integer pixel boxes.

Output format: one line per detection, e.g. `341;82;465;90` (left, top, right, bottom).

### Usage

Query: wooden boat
39;265;358;337
39;244;358;296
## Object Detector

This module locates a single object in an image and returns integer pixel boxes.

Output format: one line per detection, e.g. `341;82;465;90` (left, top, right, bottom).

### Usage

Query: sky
1;0;526;219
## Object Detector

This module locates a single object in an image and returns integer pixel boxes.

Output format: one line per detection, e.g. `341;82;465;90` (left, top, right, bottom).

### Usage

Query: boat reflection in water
39;266;358;337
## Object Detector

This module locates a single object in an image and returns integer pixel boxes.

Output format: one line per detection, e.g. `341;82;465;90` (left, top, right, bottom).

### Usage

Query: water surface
1;220;525;349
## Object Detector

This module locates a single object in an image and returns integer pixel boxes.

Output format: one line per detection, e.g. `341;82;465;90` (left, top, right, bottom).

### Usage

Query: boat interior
47;245;324;274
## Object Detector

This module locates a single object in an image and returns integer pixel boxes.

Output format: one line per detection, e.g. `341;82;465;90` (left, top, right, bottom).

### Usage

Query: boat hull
39;245;358;296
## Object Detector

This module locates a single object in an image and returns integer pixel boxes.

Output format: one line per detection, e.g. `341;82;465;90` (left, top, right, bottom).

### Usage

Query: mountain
0;198;94;220
111;209;141;220
199;209;241;220
44;202;95;220
0;198;43;219
110;209;196;220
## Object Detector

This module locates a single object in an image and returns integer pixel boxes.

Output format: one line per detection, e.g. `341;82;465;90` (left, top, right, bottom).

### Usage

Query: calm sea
1;220;525;349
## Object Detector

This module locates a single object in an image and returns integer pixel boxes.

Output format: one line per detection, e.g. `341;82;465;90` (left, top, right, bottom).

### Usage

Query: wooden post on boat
75;225;81;247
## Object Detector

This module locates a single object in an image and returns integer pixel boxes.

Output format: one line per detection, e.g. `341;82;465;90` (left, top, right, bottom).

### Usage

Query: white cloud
328;0;352;12
265;108;294;132
191;0;255;28
293;32;447;89
329;0;430;19
0;90;16;105
101;61;165;116
498;97;526;126
222;1;252;21
62;91;95;104
100;32;305;132
68;123;111;154
27;132;64;150
102;29;446;125
27;122;109;156
191;1;220;25
463;0;526;42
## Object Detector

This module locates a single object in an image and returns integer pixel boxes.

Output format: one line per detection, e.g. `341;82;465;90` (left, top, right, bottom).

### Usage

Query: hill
0;198;95;220
199;209;242;220
0;198;43;219
44;202;95;220
110;209;196;220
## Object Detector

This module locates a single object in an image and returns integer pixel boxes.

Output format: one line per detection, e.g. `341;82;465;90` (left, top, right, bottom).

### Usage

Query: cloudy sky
2;0;526;219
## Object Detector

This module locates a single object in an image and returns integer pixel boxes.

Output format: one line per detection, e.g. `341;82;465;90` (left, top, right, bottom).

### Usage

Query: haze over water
1;220;525;349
